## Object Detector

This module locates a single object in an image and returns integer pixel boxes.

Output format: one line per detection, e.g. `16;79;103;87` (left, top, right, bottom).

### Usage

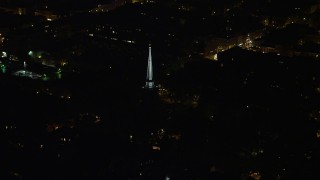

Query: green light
42;74;49;81
56;68;62;79
0;64;6;73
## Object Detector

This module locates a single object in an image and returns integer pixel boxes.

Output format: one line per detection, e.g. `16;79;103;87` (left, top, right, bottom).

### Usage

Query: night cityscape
1;0;320;179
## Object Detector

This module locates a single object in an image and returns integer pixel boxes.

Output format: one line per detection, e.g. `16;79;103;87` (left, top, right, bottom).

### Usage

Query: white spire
145;44;155;89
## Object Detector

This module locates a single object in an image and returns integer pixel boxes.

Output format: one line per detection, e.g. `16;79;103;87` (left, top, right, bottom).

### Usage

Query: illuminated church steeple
145;44;155;89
